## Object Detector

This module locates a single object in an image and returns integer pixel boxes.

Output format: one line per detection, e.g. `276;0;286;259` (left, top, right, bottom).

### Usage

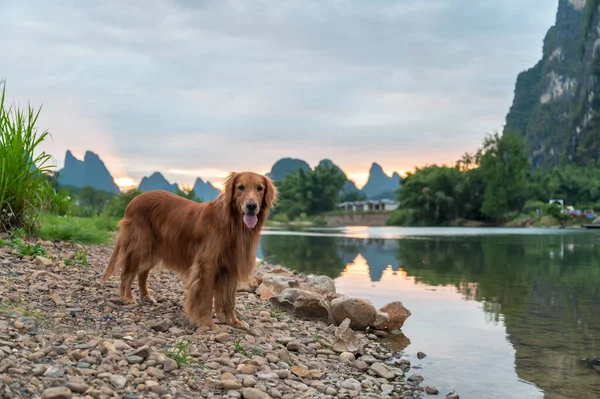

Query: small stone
127;355;144;364
44;366;65;378
333;318;362;353
8;292;20;303
109;375;127;390
243;375;257;387
240;387;272;399
50;294;66;306
35;256;53;267
339;352;355;362
238;364;258;374
426;386;439;395
354;360;369;371
408;373;424;384
370;362;395;379
446;393;459;399
417;351;427;359
163;359;178;372
286;340;301;351
147;366;165;380
222;379;243;390
361;355;377;364
382;384;394;394
129;345;151;359
66;382;90;394
215;332;230;343
150;320;170;332
42;387;72;399
257;371;279;380
376;301;411;331
340;378;361;391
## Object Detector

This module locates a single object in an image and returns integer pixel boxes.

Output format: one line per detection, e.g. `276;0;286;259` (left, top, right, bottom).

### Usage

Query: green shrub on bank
0;80;54;233
102;189;141;218
36;214;117;244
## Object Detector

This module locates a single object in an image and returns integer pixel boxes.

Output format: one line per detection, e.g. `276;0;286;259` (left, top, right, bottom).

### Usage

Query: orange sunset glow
114;177;138;191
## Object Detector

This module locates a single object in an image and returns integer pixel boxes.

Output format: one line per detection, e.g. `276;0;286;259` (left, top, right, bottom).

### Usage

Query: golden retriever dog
101;171;277;331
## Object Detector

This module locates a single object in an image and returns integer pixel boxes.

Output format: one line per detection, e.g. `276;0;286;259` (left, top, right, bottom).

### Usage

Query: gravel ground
0;239;450;399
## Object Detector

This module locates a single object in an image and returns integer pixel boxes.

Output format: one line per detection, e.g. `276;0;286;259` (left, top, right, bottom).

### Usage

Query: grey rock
269;288;330;322
330;297;377;330
109;374;127;390
370;362;395;379
42;387;72;399
240;387;272;399
306;275;336;294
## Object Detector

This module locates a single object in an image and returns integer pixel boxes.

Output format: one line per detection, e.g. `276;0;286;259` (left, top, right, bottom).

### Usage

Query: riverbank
0;239;447;398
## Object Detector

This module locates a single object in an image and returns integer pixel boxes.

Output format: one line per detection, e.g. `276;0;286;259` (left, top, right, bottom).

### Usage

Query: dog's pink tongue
243;214;258;228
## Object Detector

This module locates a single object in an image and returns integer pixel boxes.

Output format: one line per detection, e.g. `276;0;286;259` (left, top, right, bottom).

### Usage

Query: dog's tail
101;219;128;283
101;240;122;283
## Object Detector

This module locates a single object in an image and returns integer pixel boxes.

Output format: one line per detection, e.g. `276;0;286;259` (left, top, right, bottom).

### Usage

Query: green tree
339;189;367;203
392;165;476;226
175;187;201;202
275;163;346;220
77;186;114;216
477;130;530;220
102;189;142;218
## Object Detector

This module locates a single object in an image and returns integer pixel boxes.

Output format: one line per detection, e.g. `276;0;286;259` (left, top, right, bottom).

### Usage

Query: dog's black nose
246;201;257;212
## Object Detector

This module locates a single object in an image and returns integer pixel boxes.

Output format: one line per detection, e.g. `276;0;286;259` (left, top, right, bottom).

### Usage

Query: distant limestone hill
138;172;178;193
268;157;400;200
317;159;363;197
266;158;311;182
360;163;401;200
193;178;221;201
55;149;400;201
58;150;120;194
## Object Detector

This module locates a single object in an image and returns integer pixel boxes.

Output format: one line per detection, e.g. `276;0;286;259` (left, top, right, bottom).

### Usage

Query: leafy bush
64;249;89;267
0;228;47;257
0;81;54;233
271;213;289;223
102;189;141;218
50;189;74;216
36;215;115;244
544;203;572;226
522;200;545;214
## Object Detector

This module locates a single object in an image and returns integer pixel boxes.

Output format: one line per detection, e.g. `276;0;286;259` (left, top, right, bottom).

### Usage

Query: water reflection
258;230;600;399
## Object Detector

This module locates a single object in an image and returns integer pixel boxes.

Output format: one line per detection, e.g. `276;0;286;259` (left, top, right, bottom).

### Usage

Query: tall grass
37;214;118;244
0;80;54;233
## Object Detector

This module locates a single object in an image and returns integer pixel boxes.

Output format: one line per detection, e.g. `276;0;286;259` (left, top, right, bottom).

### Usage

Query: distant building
337;199;399;212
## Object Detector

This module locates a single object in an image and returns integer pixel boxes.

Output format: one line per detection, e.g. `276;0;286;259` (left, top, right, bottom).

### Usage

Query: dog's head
222;171;278;229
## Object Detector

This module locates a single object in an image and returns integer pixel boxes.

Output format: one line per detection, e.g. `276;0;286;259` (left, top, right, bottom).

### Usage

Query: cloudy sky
1;0;558;189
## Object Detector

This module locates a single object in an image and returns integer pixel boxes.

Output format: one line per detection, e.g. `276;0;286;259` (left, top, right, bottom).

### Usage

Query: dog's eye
237;185;245;191
256;186;263;192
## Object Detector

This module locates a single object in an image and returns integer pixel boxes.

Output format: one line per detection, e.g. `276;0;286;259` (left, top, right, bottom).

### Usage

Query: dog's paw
122;297;137;305
230;319;249;330
140;295;157;304
193;323;219;335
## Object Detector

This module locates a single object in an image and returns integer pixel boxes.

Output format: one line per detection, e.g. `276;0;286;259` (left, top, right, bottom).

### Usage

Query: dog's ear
263;175;278;209
222;172;238;202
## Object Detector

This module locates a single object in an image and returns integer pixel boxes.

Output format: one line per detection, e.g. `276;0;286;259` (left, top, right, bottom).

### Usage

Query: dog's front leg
214;273;249;330
185;261;218;332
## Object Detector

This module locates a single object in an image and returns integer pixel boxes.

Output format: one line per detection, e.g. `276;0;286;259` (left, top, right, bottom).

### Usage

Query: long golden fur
101;171;277;331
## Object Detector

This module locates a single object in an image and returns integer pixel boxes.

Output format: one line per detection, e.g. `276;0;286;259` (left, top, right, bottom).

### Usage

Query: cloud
0;0;558;187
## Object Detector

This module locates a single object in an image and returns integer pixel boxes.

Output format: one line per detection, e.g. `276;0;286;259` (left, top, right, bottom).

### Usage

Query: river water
257;226;600;399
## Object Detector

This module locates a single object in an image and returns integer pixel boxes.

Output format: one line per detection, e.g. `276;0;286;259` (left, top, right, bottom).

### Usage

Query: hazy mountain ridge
57;150;401;200
57;150;120;194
